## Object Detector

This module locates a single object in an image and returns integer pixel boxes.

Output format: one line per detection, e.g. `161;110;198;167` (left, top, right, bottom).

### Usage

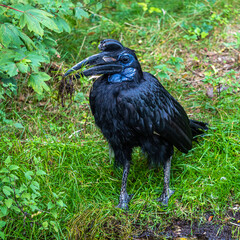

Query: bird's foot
116;193;133;210
157;188;175;206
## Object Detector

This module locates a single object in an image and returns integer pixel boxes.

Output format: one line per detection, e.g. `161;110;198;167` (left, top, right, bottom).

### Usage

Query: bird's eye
121;55;130;63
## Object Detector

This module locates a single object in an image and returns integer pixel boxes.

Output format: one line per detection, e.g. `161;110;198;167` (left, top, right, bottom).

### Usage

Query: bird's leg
157;157;175;206
116;161;133;210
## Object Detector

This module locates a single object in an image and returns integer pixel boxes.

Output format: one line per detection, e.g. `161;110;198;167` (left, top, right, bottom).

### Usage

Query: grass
1;0;240;239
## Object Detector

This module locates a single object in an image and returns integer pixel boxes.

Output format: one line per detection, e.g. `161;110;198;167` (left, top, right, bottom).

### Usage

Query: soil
133;210;240;240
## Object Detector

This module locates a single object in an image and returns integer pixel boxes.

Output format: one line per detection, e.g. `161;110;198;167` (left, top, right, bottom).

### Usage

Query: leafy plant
0;0;93;95
167;57;184;71
137;0;163;15
152;56;184;80
203;69;239;96
224;32;240;49
0;156;66;239
153;64;175;80
181;3;237;41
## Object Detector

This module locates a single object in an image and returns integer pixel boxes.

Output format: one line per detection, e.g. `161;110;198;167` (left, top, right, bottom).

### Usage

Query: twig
68;130;82;139
53;62;64;78
76;36;86;62
124;22;145;29
86;9;114;24
186;66;205;78
229;222;240;227
9;175;30;228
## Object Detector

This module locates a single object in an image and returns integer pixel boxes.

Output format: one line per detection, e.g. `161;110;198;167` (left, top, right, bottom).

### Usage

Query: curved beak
64;52;122;77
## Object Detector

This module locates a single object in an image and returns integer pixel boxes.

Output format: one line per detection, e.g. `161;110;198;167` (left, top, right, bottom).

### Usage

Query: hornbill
63;39;208;209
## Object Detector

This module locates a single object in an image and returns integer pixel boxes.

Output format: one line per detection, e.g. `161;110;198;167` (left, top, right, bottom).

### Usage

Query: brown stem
0;4;24;13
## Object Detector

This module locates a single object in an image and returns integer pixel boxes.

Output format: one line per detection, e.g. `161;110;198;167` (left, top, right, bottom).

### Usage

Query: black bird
63;39;208;209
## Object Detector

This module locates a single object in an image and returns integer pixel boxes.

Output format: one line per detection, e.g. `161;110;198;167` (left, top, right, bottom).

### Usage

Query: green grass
1;0;240;239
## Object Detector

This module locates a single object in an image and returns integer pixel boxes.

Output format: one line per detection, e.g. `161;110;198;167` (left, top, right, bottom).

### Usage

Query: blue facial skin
108;53;136;83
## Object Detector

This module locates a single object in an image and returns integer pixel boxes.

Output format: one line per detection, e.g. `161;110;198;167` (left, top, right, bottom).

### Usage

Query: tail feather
190;119;208;138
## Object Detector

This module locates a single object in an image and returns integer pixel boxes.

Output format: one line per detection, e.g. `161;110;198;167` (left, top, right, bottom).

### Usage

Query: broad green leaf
0;51;14;65
194;27;201;35
11;206;21;213
3;186;13;196
50;221;59;232
5;198;13;208
20;9;59;36
43;37;57;47
0;221;6;228
47;202;55;210
0;24;11;47
0;206;8;216
25;171;34;180
42;221;48;228
19;184;27;192
0;6;7;15
0;23;24;48
30;181;40;192
149;7;162;13
57;200;67;207
29;9;59;32
56;200;65;207
10;4;34;19
21;192;31;200
16;62;29;73
9;174;19;180
31;181;40;189
54;17;71;33
5;157;11;164
29;205;38;211
96;2;102;11
0;168;9;174
0;77;17;95
75;7;89;19
138;2;148;11
13;123;24;129
28;72;51;94
201;31;209;39
9;165;19;171
36;170;46;176
51;210;58;219
27;52;47;69
49;48;58;56
0;231;4;239
1;177;10;183
20;12;43;36
158;72;170;80
18;32;36;51
0;62;18;77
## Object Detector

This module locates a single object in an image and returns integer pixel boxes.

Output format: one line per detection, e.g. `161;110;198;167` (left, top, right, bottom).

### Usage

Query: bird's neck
108;67;143;83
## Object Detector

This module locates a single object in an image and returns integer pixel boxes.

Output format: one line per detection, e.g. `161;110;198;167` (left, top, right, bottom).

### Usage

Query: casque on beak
64;51;123;78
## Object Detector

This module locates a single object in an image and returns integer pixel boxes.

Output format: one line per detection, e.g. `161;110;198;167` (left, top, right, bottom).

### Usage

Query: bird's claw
157;188;175;206
116;193;133;210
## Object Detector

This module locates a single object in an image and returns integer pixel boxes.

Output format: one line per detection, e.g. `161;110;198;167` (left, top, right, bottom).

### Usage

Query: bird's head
64;39;143;83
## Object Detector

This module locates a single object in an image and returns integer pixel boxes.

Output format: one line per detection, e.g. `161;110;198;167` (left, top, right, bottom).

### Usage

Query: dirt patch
162;220;233;239
132;210;240;240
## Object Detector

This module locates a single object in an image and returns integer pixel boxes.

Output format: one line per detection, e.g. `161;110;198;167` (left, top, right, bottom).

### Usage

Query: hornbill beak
64;52;123;78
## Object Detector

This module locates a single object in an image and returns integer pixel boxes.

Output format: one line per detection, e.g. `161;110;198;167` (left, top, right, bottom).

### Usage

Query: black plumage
63;39;208;209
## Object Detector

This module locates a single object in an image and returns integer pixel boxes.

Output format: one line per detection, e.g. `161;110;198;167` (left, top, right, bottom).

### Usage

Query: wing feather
117;72;192;153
